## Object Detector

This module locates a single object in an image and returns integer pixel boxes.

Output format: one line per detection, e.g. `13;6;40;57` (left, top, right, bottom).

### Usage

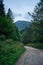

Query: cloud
14;12;31;22
13;13;22;18
4;0;39;22
14;16;25;22
24;12;32;21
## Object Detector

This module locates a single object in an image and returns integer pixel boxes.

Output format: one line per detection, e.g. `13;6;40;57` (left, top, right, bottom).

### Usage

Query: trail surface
15;46;43;65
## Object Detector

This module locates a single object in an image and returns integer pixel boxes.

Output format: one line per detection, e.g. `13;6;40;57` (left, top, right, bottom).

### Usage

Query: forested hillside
21;0;43;43
15;20;30;31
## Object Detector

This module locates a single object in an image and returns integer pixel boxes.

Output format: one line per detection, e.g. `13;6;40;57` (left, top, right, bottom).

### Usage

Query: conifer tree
7;8;13;19
0;0;5;16
31;0;43;42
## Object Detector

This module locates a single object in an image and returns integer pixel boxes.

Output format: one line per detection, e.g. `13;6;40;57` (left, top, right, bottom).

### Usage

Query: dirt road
14;46;43;65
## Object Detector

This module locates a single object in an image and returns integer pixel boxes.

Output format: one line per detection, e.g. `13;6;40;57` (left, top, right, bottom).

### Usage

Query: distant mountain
15;20;30;31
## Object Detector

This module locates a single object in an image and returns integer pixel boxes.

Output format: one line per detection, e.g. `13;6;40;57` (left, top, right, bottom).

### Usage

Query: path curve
14;46;43;65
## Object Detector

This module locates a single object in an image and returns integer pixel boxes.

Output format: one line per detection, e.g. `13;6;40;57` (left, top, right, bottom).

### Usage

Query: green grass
0;39;25;65
27;43;43;49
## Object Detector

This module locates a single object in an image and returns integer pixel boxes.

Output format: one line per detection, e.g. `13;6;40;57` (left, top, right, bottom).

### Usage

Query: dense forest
0;0;25;65
0;0;43;65
21;0;43;43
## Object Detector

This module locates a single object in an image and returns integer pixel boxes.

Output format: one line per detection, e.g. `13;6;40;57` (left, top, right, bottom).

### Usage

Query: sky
4;0;40;22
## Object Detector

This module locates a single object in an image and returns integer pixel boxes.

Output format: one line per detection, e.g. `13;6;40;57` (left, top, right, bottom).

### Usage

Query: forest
0;0;43;65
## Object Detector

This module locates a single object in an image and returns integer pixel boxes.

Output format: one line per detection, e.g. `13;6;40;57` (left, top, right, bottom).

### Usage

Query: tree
15;26;20;41
31;0;43;43
7;8;13;19
21;25;32;43
22;0;43;43
0;0;5;16
0;1;20;41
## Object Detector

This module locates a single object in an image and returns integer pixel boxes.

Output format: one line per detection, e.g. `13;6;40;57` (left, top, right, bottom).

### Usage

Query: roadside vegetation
0;39;25;65
26;43;43;49
0;1;25;65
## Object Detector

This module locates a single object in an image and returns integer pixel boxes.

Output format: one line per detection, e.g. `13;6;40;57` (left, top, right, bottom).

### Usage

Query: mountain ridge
15;20;30;31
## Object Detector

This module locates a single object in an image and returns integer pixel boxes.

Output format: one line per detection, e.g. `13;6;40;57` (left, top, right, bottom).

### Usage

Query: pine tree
31;0;43;42
0;0;5;16
7;8;13;19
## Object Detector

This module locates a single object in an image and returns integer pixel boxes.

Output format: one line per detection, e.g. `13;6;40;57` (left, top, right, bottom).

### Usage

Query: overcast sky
4;0;40;22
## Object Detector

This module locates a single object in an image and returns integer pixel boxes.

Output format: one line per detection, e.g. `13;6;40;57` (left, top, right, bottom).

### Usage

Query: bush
0;39;25;65
0;35;6;41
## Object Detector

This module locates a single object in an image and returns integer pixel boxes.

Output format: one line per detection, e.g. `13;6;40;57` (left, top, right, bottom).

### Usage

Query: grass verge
27;43;43;49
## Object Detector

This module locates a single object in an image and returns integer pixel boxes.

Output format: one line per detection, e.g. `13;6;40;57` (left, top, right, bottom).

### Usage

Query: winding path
14;46;43;65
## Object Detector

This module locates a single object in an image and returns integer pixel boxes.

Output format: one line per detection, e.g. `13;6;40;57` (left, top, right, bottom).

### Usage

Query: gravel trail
14;46;43;65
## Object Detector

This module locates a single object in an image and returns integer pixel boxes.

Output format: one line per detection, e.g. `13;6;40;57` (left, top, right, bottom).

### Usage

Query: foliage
21;24;32;43
0;35;6;41
15;26;20;41
0;16;20;40
0;0;5;16
27;43;43;49
21;0;43;43
31;0;43;43
0;39;25;65
0;1;24;65
7;8;13;19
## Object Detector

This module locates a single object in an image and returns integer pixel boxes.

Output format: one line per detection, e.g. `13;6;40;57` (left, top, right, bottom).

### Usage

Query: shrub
0;35;6;41
0;39;25;65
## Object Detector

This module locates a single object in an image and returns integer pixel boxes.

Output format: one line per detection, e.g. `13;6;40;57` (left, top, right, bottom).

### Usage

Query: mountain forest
0;0;43;65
